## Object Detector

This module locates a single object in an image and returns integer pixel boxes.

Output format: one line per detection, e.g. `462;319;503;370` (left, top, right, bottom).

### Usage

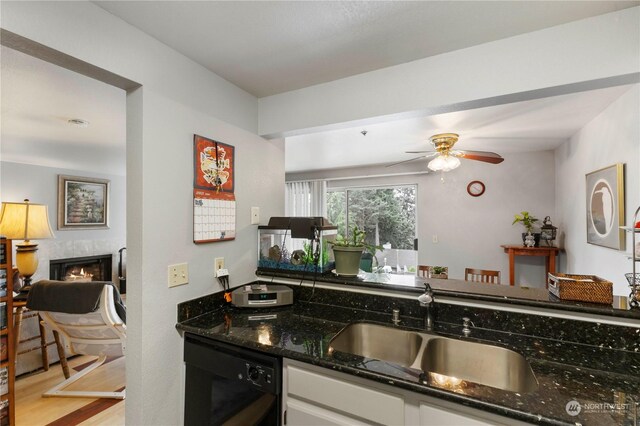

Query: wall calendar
193;134;236;243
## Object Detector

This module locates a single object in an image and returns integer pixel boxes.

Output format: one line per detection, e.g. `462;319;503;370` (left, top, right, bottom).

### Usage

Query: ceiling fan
387;133;504;171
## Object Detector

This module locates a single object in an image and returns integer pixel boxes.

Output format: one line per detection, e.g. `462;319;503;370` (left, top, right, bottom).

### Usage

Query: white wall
556;85;639;295
291;151;556;287
1;3;284;425
259;7;640;137
0;161;126;282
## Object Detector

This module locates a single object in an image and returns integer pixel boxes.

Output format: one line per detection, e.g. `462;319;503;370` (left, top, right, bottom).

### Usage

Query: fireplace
50;254;113;282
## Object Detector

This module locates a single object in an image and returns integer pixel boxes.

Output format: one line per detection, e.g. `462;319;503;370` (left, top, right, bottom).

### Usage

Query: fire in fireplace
50;254;113;282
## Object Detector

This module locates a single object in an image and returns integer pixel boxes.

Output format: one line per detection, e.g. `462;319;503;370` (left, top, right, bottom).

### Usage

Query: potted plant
330;226;379;276
429;266;448;279
512;211;541;247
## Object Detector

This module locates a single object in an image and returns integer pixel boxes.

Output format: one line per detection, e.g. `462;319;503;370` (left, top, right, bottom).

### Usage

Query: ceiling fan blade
456;150;504;164
386;155;429;168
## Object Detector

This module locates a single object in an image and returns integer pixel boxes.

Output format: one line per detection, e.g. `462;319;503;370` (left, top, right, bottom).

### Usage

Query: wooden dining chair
465;268;501;284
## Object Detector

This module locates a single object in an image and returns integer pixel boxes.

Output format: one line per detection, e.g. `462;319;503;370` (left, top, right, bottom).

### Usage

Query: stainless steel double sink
328;322;538;393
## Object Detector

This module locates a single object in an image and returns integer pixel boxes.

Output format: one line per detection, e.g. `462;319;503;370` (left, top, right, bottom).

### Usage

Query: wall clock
467;180;485;197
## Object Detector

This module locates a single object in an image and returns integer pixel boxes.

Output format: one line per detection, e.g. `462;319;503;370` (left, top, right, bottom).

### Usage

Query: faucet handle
391;308;401;325
462;317;475;336
424;283;432;292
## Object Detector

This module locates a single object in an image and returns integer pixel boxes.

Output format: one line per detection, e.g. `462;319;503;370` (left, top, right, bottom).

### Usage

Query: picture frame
585;163;625;250
58;175;110;230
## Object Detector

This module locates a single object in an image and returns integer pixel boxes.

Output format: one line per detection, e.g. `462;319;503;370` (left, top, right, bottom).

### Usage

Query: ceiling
0;46;126;176
94;1;638;98
1;2;636;176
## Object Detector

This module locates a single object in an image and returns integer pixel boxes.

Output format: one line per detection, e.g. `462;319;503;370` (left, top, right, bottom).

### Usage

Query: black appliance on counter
184;333;282;425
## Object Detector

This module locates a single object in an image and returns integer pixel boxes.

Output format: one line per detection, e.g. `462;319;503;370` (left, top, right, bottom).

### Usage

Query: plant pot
429;273;448;279
521;233;541;247
332;245;364;276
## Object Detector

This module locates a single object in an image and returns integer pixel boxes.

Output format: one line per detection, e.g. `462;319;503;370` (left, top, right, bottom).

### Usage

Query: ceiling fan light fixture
428;155;460;172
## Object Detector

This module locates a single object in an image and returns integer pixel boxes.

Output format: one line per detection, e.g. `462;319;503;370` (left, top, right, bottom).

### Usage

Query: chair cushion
26;280;126;324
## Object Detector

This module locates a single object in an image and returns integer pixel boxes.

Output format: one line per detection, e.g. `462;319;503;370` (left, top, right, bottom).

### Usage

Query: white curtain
285;181;327;217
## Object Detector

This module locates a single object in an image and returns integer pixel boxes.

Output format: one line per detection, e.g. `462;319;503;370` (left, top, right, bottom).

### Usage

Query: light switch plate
168;263;189;287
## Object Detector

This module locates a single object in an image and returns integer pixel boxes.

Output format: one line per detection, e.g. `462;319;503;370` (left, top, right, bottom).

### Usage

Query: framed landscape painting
585;163;625;250
58;175;110;230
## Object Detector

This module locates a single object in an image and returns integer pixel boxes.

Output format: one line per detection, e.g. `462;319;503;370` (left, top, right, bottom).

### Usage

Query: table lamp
0;199;55;291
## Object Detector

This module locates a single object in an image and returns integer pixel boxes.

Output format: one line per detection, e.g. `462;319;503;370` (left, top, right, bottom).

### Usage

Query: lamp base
15;241;39;300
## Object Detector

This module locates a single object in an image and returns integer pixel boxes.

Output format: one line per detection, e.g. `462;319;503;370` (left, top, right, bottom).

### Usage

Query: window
327;185;417;270
285;181;326;217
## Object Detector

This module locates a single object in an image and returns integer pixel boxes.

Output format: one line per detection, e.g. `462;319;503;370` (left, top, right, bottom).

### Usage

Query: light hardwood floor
15;356;125;426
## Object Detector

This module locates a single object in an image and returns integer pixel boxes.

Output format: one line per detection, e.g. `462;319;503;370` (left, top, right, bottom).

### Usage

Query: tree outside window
327;185;417;251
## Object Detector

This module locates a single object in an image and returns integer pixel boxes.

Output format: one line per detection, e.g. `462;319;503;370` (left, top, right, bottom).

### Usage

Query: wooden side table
501;245;562;287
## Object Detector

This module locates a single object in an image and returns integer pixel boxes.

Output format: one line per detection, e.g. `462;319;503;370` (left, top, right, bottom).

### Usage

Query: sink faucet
418;283;433;306
418;283;435;330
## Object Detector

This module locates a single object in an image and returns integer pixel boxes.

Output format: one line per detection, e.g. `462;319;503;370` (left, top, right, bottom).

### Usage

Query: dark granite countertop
256;270;640;320
177;296;639;426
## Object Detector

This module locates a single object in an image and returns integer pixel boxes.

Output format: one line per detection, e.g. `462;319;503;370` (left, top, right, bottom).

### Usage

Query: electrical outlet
168;263;189;287
251;207;260;225
215;257;225;272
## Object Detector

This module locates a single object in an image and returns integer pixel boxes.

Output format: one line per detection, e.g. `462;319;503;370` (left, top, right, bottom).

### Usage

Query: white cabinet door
420;402;499;426
285;361;404;425
283;360;521;426
286;397;372;426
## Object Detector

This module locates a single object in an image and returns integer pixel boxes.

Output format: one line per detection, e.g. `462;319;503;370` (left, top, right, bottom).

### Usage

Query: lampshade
0;199;54;290
428;155;461;172
0;199;55;241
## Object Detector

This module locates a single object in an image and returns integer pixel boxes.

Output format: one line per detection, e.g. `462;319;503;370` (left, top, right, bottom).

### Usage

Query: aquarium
258;217;337;274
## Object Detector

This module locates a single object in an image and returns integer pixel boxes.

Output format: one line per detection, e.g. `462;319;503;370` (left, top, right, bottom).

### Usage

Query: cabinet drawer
287;365;404;425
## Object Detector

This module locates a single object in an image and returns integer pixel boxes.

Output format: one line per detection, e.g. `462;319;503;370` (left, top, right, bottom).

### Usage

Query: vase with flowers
512;211;541;247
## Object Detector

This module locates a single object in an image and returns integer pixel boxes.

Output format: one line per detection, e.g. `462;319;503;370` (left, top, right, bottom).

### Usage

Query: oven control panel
243;363;275;389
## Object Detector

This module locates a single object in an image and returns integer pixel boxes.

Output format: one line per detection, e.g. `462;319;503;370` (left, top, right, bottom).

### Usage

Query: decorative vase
332;246;364;276
524;232;536;247
359;252;373;273
521;232;541;247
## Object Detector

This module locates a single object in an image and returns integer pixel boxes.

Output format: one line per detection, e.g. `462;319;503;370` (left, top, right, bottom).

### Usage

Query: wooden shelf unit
0;238;15;426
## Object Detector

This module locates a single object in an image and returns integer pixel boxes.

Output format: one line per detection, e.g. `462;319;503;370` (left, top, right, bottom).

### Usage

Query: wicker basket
548;273;613;304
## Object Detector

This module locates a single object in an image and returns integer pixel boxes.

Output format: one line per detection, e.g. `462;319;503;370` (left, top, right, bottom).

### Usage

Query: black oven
184;333;281;426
